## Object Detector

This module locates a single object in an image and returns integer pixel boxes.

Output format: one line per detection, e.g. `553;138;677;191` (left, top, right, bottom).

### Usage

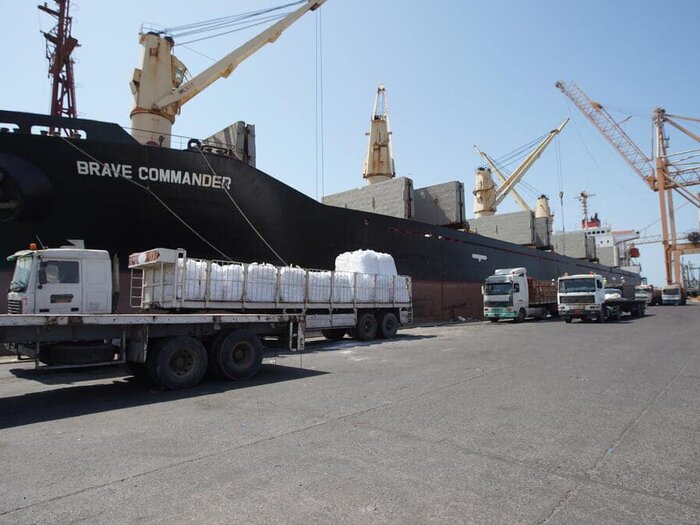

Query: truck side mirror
38;268;46;288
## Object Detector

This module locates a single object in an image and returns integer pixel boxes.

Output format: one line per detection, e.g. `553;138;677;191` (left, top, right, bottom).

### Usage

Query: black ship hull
0;111;639;320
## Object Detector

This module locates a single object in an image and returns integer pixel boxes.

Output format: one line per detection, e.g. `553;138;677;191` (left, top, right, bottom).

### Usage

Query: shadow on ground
0;364;327;430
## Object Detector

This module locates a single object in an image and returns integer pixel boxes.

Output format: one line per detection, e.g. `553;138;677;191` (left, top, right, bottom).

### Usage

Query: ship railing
124;125;240;157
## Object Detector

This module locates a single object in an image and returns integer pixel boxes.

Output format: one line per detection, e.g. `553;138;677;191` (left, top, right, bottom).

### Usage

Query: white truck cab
661;284;683;305
635;285;653;305
557;274;606;322
7;247;113;314
483;267;556;322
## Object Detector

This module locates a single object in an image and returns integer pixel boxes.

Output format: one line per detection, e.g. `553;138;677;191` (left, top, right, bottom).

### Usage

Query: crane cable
161;1;306;45
195;147;288;266
315;5;325;200
59;136;234;261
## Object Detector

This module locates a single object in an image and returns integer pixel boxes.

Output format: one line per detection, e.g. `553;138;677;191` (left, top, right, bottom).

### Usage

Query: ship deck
0;303;697;522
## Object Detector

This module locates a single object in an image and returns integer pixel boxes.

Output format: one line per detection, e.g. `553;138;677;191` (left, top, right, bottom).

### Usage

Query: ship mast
363;84;396;184
39;0;79;133
130;0;326;147
577;191;595;229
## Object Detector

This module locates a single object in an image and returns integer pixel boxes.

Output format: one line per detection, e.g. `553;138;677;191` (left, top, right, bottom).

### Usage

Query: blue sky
2;0;699;286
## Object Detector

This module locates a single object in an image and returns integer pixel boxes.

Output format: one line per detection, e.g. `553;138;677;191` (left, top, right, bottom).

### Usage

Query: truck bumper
484;308;516;319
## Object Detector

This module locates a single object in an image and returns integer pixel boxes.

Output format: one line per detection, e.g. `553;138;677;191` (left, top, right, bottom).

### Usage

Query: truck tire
378;312;398;339
40;342;117;366
215;330;263;380
321;328;346;340
207;331;231;378
355;312;378;341
513;308;526;323
596;309;605;323
489;317;500;323
564;316;572;323
147;336;208;390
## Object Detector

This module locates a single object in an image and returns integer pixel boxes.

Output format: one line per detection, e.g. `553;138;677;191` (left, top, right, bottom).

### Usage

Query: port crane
364;84;396;185
130;0;326;147
556;81;700;285
473;118;568;219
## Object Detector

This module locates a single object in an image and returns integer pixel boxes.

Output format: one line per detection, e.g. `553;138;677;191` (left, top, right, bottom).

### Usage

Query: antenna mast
39;0;79;132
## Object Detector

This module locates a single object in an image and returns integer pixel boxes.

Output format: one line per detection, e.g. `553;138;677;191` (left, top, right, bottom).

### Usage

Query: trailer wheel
355;312;378;341
206;331;231;378
378;312;398;339
215;330;263;380
147;336;208;390
321;328;346;340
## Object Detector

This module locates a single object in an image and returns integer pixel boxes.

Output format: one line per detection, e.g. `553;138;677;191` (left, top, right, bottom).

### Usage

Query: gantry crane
473;119;568;218
556;81;700;285
130;0;326;147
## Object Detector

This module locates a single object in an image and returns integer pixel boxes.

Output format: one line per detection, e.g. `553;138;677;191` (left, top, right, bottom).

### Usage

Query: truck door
513;282;525;308
35;259;82;314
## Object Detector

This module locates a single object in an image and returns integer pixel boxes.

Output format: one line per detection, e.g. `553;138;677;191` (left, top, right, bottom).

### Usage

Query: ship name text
76;161;232;190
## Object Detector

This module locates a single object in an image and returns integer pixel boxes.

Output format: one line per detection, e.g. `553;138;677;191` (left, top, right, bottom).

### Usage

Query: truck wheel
215;330;263;380
321;328;346;340
513;308;526;323
378;312;398;339
207;331;231;378
615;309;622;322
596;310;605;323
564;316;572;323
489;318;499;323
639;305;646;317
147;336;208;390
355;312;378;341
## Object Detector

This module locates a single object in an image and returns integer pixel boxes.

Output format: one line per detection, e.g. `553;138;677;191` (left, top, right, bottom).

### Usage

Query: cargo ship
0;1;640;320
0;107;640;320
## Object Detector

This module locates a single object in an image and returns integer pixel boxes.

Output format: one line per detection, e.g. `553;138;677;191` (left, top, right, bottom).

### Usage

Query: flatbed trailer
0;312;306;388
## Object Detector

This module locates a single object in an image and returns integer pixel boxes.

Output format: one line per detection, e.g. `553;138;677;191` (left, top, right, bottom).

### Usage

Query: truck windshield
10;256;33;292
484;282;512;295
559;278;595;293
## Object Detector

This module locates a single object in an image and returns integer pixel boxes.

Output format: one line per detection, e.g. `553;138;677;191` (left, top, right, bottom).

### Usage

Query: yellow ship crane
556;80;700;285
130;0;326;147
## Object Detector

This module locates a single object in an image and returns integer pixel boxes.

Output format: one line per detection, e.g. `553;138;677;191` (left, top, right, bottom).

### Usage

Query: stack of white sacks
334;250;408;303
175;249;408;304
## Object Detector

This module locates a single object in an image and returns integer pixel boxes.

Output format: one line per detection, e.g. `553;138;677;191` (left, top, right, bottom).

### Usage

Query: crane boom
130;0;326;146
472;119;567;218
494;119;568;207
156;0;326;112
474;147;532;212
555;80;656;190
